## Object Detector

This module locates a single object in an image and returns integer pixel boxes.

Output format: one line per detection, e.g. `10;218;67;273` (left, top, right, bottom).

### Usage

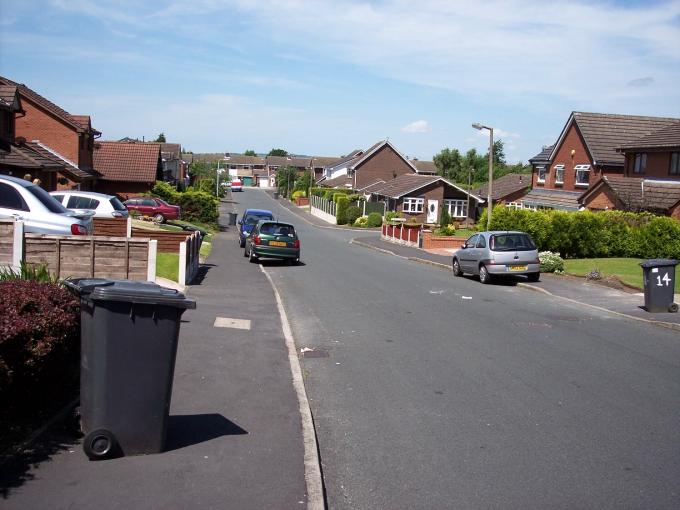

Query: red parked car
123;197;180;223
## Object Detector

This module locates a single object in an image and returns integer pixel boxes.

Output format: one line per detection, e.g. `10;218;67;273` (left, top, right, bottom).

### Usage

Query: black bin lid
639;259;679;269
89;280;196;309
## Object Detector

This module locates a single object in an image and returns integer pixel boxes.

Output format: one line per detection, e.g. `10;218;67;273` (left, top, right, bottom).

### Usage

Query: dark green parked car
244;220;301;265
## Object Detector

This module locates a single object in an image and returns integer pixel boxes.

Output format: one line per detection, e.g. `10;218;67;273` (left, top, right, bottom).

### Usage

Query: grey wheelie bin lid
639;259;679;268
65;278;196;309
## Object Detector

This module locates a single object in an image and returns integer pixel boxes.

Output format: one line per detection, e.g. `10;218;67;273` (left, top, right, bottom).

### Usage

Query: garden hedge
478;206;680;259
151;181;219;226
336;196;350;225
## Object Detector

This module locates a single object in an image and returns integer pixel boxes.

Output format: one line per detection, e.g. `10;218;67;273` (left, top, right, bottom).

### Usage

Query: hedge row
151;181;219;226
479;206;680;259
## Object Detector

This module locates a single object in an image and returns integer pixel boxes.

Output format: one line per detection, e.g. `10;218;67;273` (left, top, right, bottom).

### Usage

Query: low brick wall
295;197;310;206
421;231;467;250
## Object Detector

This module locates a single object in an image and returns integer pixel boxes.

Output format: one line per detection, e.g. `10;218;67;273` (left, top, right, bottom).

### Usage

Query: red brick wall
624;151;680;180
355;145;414;189
421;232;467;250
534;122;594;191
583;186;618;211
15;98;79;163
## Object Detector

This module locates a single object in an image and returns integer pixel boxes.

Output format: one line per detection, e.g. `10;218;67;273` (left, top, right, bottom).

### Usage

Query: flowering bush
354;215;368;227
539;251;565;273
435;224;457;236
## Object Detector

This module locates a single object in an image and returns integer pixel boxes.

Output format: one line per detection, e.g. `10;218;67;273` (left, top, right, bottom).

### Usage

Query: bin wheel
83;429;117;460
669;303;679;313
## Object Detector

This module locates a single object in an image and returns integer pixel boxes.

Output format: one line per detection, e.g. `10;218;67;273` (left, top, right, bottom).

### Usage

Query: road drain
300;348;329;358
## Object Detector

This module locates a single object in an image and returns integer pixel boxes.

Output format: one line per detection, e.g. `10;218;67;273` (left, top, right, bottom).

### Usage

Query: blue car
238;208;274;247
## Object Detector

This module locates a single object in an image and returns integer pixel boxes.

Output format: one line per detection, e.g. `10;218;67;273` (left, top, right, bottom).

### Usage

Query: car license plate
269;241;287;247
509;265;527;271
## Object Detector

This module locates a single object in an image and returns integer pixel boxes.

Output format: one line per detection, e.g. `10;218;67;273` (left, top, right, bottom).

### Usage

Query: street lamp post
216;160;221;197
472;123;494;230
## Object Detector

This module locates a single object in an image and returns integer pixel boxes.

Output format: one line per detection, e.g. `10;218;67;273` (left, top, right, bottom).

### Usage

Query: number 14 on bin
652;267;672;287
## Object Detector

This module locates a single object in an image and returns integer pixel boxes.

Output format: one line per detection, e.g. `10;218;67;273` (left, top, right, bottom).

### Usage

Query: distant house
369;174;484;224
524;112;680;210
319;140;418;190
265;155;311;177
0;75;99;191
93;141;162;198
579;175;680;219
158;143;183;183
473;173;531;208
311;156;342;182
224;154;266;186
617;122;680;180
409;159;437;175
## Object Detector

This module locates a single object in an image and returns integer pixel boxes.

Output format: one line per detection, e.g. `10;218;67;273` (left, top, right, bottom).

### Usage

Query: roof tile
94;141;160;182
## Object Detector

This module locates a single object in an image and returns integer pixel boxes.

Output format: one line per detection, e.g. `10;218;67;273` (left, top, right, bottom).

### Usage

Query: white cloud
402;120;430;133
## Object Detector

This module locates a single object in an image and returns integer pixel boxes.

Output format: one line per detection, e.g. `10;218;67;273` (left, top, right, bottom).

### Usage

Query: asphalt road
244;189;680;510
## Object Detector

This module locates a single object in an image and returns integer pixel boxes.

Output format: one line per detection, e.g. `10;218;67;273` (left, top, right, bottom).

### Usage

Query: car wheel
452;258;463;277
669;303;679;313
153;213;165;224
249;248;258;263
479;265;492;284
83;429;117;460
526;272;540;282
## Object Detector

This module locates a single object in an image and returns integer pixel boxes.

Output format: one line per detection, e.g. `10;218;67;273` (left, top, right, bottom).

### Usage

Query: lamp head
472;123;483;130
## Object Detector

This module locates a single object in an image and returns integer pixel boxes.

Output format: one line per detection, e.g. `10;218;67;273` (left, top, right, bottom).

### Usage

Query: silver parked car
50;190;129;218
452;231;540;283
0;175;93;235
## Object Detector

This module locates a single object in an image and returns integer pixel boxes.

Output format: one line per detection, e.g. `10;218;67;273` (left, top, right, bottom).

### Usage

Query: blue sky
1;0;679;163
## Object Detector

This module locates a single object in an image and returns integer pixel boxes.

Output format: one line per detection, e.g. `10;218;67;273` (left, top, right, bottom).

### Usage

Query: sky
1;0;679;163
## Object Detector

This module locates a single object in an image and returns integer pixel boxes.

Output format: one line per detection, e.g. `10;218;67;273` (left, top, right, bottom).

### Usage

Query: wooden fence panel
93;218;128;237
131;228;191;253
0;221;14;266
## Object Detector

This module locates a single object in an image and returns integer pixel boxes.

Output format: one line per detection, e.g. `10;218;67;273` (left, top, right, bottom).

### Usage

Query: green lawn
563;258;680;292
156;252;179;282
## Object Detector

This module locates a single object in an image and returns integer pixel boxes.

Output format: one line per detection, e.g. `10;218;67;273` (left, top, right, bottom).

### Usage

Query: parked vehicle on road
238;208;274;247
230;179;243;192
452;231;540;283
0;175;93;235
244;220;300;265
50;190;129;218
123;197;180;223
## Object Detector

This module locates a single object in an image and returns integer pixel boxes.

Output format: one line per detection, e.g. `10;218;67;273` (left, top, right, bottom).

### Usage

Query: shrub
367;212;383;227
539;251;565;273
354;216;368;227
346;205;362;225
0;281;80;403
323;190;335;201
176;190;219;226
151;181;178;202
0;262;59;283
385;211;401;222
291;190;306;200
439;207;451;228
336;196;350;225
332;190;352;204
638;216;680;259
435;224;457;236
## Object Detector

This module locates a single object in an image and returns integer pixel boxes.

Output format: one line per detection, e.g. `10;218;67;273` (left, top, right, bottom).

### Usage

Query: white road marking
214;317;251;330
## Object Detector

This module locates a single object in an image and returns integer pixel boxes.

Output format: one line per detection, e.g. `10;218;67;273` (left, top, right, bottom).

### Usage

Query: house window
444;199;468;218
402;197;424;213
670;152;679;175
633;153;647;174
506;202;523;209
575;164;590;186
536;166;546;183
554;164;565;185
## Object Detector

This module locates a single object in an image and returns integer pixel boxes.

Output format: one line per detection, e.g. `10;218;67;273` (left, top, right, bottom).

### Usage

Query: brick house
0;84;73;182
93;141;162;199
473;173;531;208
0;76;99;191
369;174;484;224
319;140;418;189
617;122;680;180
524;112;680;210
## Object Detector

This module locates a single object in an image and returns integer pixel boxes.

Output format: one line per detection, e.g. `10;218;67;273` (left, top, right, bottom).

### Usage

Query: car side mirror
237;219;242;225
461;243;467;249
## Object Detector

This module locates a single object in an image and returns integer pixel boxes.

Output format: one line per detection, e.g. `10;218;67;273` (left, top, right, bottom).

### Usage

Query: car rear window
67;195;99;209
260;223;296;236
245;213;273;224
27;185;68;213
110;197;127;211
490;233;536;251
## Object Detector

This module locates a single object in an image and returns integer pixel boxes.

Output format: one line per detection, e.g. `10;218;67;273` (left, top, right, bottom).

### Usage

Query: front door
426;199;438;224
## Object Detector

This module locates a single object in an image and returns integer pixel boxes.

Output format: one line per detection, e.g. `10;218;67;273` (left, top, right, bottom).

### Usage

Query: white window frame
633;153;647;174
554;164;564;185
402;197;424;213
536;166;546;183
506;202;524;209
575;164;590;187
444;199;468;218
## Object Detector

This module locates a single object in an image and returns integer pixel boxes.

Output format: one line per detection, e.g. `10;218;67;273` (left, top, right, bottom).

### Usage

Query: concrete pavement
0;199;315;509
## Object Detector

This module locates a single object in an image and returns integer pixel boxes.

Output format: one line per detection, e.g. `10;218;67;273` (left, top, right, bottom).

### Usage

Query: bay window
444;199;468;218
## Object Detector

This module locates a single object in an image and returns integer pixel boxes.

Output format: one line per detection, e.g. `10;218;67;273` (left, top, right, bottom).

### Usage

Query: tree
489;139;506;167
275;166;298;198
433;148;463;182
154;133;166;143
294;170;313;194
268;148;288;157
244;149;257;156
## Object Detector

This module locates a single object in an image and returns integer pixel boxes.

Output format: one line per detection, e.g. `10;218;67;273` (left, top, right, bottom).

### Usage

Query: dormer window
671;152;679;175
536;166;546;184
554;164;564;185
575;164;590;186
633;153;647;174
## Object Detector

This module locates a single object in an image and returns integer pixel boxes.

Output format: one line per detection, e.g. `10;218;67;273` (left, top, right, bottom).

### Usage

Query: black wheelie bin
639;259;679;313
65;279;196;460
